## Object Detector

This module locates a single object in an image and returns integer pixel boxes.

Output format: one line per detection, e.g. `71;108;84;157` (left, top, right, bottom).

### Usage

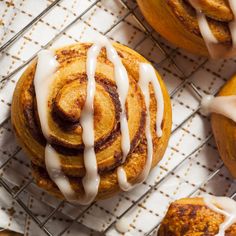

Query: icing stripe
34;50;79;202
203;195;236;236
45;144;77;202
118;63;164;191
34;50;59;139
79;43;101;204
200;95;236;122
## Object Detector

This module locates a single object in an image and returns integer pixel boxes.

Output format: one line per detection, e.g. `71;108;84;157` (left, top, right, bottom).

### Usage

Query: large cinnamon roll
11;36;172;204
137;0;236;58
159;196;236;236
201;74;236;179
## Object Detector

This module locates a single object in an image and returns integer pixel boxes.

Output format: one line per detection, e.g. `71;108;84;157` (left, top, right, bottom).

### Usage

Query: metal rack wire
0;0;235;235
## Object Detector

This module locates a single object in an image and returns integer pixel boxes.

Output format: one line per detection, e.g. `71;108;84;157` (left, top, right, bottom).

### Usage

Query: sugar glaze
200;95;236;122
203;195;236;235
117;63;164;191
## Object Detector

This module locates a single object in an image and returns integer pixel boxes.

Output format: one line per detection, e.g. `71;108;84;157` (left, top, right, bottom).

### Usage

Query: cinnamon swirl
11;36;172;204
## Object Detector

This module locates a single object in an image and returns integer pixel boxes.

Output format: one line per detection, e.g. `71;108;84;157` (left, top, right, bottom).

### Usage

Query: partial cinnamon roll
159;196;236;236
200;74;236;179
11;36;172;204
137;0;236;58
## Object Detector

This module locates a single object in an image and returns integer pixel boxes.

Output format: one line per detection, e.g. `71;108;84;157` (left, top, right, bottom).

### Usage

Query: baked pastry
136;0;236;58
11;35;172;204
159;196;236;236
201;74;236;178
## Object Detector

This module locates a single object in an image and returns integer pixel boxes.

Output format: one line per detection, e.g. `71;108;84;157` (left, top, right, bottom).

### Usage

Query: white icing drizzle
189;0;236;58
45;144;77;202
117;63;164;191
115;217;130;233
195;11;222;59
34;50;59;139
89;35;131;163
79;42;101;205
200;95;236;122
96;36;131;162
88;35;132;193
203;195;236;236
34;50;78;203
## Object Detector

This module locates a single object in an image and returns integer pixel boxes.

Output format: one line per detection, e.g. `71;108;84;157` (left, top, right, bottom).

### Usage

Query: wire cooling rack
0;0;236;235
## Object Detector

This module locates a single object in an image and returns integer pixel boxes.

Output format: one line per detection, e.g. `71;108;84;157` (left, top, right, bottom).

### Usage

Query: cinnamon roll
11;36;172;204
159;196;236;236
200;74;236;179
137;0;236;58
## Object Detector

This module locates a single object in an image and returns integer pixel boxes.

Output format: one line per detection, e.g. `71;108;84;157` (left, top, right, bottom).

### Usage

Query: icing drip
34;50;78;202
195;12;221;59
88;35;132;192
117;63;164;191
203;195;236;236
34;50;59;139
77;34;132;203
45;144;76;202
189;0;236;58
79;43;101;204
94;36;131;162
200;95;236;122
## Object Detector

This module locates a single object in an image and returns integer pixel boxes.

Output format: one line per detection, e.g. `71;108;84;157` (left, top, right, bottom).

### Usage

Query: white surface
0;0;236;236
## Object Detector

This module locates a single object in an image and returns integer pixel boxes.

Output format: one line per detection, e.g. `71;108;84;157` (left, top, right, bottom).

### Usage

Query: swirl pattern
11;41;172;202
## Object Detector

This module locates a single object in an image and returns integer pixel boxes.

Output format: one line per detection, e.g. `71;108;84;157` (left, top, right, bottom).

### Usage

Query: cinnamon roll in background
159;196;236;236
200;74;236;179
11;37;172;204
137;0;236;58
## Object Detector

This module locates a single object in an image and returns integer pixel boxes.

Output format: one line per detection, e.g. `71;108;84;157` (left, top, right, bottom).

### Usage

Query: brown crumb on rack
6;1;14;7
0;19;4;26
7;207;15;216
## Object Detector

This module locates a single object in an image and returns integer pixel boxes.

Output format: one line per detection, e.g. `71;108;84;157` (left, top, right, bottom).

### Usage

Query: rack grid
0;0;235;235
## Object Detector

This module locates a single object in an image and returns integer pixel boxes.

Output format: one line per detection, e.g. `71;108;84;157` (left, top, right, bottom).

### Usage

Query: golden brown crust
158;198;236;236
11;42;172;201
211;74;236;179
136;0;233;57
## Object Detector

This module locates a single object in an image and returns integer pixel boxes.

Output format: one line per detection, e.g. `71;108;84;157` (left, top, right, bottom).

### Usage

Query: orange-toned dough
11;42;172;201
159;197;236;236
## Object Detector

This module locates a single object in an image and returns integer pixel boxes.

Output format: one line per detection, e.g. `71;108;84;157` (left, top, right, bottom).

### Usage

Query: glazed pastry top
12;35;172;204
